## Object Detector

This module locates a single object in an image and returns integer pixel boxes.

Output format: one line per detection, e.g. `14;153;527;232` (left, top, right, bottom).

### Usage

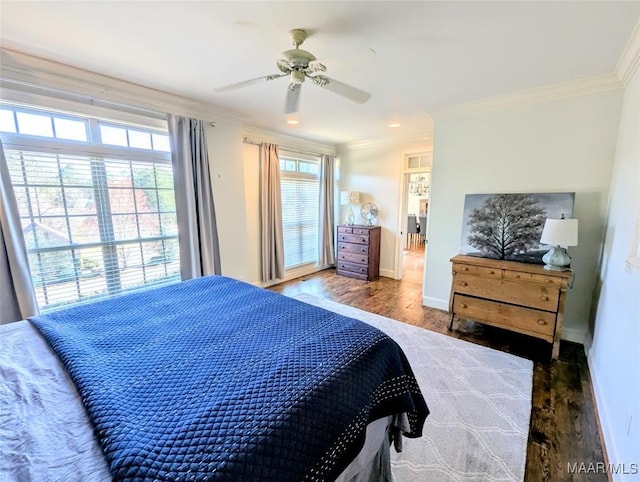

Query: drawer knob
488;270;495;274
545;279;552;284
514;274;521;278
361;238;366;242
540;296;549;301
460;303;467;309
537;319;547;325
460;281;468;286
462;267;469;271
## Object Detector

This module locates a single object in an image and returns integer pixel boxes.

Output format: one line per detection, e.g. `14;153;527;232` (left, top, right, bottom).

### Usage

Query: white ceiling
1;1;638;145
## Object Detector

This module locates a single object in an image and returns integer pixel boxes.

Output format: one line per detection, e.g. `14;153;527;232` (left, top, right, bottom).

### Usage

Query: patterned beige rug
292;293;533;482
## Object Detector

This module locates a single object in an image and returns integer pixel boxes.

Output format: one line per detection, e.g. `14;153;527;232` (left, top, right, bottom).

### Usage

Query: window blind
279;157;320;269
5;149;179;311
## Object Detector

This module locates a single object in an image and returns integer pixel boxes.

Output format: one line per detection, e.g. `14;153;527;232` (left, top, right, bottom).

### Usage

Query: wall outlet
625;413;632;436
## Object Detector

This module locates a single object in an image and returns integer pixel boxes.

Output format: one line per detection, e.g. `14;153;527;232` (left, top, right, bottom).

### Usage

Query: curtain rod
242;136;327;158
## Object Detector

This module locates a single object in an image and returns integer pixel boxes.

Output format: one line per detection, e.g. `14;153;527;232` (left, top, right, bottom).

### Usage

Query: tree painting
466;194;547;259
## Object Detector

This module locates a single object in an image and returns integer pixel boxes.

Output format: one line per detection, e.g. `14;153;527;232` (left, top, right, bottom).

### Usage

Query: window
279;155;320;269
2;105;178;311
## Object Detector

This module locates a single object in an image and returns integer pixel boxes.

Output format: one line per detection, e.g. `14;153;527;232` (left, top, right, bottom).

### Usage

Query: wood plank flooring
270;261;607;482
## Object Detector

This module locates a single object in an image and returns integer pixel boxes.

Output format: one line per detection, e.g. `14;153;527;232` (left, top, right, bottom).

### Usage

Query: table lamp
540;217;578;270
340;191;360;225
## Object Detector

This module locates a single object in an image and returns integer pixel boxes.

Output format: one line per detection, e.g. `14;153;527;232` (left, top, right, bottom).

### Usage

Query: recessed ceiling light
286;119;299;125
389;122;401;128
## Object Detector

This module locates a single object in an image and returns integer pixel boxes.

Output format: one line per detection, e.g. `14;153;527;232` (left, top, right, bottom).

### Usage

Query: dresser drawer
337;226;353;234
338;242;369;255
337;260;369;275
504;270;563;287
352;227;370;235
337;233;370;245
452;262;502;279
338;251;369;265
453;273;560;311
453;294;556;341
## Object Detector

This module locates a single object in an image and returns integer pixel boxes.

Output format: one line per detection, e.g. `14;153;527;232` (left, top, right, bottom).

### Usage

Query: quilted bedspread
30;276;428;481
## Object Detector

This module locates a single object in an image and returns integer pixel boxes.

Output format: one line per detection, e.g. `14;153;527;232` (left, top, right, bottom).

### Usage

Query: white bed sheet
0;320;110;481
0;320;394;481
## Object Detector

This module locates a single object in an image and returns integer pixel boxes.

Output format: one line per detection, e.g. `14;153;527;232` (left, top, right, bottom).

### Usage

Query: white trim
422;296;449;311
339;134;433;151
242;126;335;156
560;326;586;344
0;48;245;125
588;352;621;481
615;20;640;87
379;268;395;279
433;74;623;119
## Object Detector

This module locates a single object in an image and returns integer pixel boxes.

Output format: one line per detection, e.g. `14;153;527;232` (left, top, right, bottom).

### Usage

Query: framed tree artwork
459;192;575;264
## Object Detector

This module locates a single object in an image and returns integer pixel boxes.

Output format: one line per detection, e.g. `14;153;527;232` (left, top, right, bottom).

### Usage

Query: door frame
394;151;432;280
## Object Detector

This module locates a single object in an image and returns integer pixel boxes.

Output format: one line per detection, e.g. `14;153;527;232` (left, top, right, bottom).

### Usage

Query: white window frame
1;103;179;311
279;152;321;272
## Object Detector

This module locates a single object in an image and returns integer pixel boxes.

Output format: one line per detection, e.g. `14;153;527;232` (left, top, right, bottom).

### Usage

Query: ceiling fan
214;29;371;114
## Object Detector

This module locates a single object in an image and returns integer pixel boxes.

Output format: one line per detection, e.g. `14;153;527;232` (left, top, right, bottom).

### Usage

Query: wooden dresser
448;254;572;359
336;225;381;281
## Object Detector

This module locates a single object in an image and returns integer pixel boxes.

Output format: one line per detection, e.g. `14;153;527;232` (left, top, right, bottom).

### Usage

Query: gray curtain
260;142;285;282
167;114;221;280
318;154;336;266
0;140;39;323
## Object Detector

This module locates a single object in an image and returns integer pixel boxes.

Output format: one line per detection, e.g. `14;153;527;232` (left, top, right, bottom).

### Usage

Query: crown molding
242;126;336;156
615;20;640;86
338;134;433;151
432;73;624;120
0;48;246;124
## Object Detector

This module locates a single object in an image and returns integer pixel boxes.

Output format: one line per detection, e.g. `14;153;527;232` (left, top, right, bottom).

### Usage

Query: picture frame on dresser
336;225;381;281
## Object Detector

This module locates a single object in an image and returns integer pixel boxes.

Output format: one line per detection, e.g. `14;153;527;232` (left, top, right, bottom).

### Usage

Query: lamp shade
540;218;578;246
340;191;360;205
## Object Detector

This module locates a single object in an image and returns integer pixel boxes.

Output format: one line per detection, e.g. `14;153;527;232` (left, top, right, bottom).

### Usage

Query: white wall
426;90;623;342
337;138;431;278
588;65;640;480
206;121;251;281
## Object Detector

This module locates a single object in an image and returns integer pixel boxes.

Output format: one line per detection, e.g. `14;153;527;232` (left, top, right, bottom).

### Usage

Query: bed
1;275;428;481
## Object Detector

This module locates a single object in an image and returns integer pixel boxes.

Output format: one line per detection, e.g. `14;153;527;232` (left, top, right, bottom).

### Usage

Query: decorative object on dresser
336;225;381;281
340;191;360;225
540;216;579;271
459;192;575;264
360;202;378;226
448;254;573;359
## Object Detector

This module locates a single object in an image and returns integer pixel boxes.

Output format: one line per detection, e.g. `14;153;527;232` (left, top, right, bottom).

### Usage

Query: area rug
291;293;533;482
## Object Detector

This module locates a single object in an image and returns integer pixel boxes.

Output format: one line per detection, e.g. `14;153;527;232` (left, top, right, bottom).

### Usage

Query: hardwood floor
270;268;608;482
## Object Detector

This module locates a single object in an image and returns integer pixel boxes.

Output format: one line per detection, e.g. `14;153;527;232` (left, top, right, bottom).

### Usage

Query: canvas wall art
459;192;575;264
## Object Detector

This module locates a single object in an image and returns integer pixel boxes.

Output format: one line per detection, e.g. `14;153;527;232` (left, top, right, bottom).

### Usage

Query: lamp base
542;246;571;271
345;205;355;225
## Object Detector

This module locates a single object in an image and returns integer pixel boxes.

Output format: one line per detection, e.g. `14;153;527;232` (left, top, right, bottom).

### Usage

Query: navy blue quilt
30;276;428;481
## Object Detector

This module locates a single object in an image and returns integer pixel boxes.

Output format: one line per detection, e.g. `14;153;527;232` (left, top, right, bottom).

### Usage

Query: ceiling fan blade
214;73;287;92
311;76;371;104
285;84;302;114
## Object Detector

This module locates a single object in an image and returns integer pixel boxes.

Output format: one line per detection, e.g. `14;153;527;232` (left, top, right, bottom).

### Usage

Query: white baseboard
587;352;621;481
380;268;395;279
560;326;586;344
422;296;449;311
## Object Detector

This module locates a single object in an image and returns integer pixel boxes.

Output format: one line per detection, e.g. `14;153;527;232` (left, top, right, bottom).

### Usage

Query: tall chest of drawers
448;255;572;359
336;225;381;281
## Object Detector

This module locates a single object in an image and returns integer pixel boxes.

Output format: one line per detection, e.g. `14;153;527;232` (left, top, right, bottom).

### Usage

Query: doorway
396;151;431;283
403;171;429;282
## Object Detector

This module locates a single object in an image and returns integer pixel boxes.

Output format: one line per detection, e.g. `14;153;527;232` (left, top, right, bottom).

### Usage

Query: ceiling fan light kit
214;28;371;114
